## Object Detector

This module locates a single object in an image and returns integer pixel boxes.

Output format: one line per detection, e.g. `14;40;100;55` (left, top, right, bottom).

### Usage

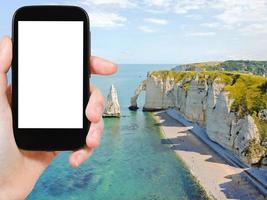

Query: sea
9;64;209;200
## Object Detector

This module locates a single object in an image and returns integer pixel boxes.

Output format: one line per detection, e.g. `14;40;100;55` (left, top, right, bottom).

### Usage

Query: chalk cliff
143;74;177;111
130;71;267;165
103;84;120;117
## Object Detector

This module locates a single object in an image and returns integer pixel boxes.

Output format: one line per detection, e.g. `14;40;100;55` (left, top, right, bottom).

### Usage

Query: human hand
0;36;117;199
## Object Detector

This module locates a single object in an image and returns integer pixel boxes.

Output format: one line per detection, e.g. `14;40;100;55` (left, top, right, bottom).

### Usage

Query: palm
0;87;57;198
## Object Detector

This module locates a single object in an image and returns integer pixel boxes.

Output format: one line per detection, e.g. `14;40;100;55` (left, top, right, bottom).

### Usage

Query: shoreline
153;110;265;200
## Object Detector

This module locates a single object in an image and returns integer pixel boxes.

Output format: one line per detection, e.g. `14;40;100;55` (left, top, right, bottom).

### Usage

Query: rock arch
128;80;146;110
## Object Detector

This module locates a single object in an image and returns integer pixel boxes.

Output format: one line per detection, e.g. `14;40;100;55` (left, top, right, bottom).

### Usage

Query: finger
86;85;105;123
86;118;104;149
90;56;118;75
0;36;12;94
68;118;104;167
53;151;60;157
0;36;12;122
69;146;93;167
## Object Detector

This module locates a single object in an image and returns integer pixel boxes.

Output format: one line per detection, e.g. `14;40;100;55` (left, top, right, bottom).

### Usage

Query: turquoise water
25;64;208;200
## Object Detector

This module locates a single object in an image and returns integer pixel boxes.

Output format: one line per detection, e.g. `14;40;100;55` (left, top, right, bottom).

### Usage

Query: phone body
12;6;90;151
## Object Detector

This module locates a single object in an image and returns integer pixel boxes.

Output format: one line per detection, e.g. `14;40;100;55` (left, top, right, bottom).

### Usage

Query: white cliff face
206;90;233;150
183;76;208;126
205;82;262;163
234;116;260;162
174;85;187;114
143;72;176;110
103;85;120;117
134;74;263;164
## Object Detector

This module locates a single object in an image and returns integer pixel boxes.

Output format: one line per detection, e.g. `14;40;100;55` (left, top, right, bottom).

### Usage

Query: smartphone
12;6;90;151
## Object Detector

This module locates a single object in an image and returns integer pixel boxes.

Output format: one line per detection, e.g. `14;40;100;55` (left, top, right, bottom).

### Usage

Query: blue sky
1;0;267;64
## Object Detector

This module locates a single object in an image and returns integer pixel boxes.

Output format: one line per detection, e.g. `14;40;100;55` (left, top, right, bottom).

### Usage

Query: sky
1;0;267;64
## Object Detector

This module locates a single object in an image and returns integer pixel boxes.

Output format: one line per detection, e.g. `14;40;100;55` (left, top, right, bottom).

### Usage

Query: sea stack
103;84;120;117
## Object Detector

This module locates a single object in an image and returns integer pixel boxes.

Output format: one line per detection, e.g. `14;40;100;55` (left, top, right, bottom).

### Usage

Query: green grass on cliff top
150;70;267;141
151;70;237;85
178;60;267;76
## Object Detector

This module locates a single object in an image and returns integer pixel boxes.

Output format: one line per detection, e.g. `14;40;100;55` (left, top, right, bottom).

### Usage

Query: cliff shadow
218;171;265;200
154;111;238;167
161;136;230;166
155;111;266;199
161;136;266;199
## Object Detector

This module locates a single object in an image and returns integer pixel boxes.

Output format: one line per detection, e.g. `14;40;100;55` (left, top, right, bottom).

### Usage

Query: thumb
0;36;12;119
0;36;12;94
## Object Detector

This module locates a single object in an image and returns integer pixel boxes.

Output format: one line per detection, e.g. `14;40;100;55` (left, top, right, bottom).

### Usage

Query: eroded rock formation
259;109;267;121
130;72;266;164
103;85;120;117
129;80;146;110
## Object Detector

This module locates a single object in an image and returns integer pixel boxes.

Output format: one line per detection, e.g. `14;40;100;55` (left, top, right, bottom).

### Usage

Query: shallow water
26;64;209;200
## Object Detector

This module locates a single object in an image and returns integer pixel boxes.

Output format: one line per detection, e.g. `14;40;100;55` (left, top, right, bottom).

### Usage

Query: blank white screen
18;21;83;128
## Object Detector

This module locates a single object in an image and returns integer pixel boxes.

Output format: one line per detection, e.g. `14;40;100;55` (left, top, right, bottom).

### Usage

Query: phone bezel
12;6;90;151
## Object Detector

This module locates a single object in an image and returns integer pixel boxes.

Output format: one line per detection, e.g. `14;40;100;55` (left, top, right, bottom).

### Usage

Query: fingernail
108;62;116;68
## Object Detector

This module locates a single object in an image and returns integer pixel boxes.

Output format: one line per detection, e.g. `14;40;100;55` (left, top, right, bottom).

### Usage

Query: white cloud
80;0;136;8
90;12;127;27
144;0;210;13
212;0;267;36
144;18;169;25
144;0;172;8
144;0;267;36
59;0;267;35
188;32;216;36
139;25;156;33
201;23;220;28
215;0;267;25
173;0;209;14
68;0;131;28
145;9;166;14
185;14;202;20
239;23;267;35
144;0;267;24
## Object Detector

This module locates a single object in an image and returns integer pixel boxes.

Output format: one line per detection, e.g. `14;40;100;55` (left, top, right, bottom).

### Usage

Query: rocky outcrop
103;85;120;117
131;72;266;164
143;74;176;111
129;80;146;110
259;109;267;121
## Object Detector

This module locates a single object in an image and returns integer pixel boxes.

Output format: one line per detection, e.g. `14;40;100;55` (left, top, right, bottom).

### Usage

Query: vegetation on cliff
151;70;196;82
150;70;267;149
220;60;267;75
243;139;267;163
224;74;267;144
175;60;267;76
